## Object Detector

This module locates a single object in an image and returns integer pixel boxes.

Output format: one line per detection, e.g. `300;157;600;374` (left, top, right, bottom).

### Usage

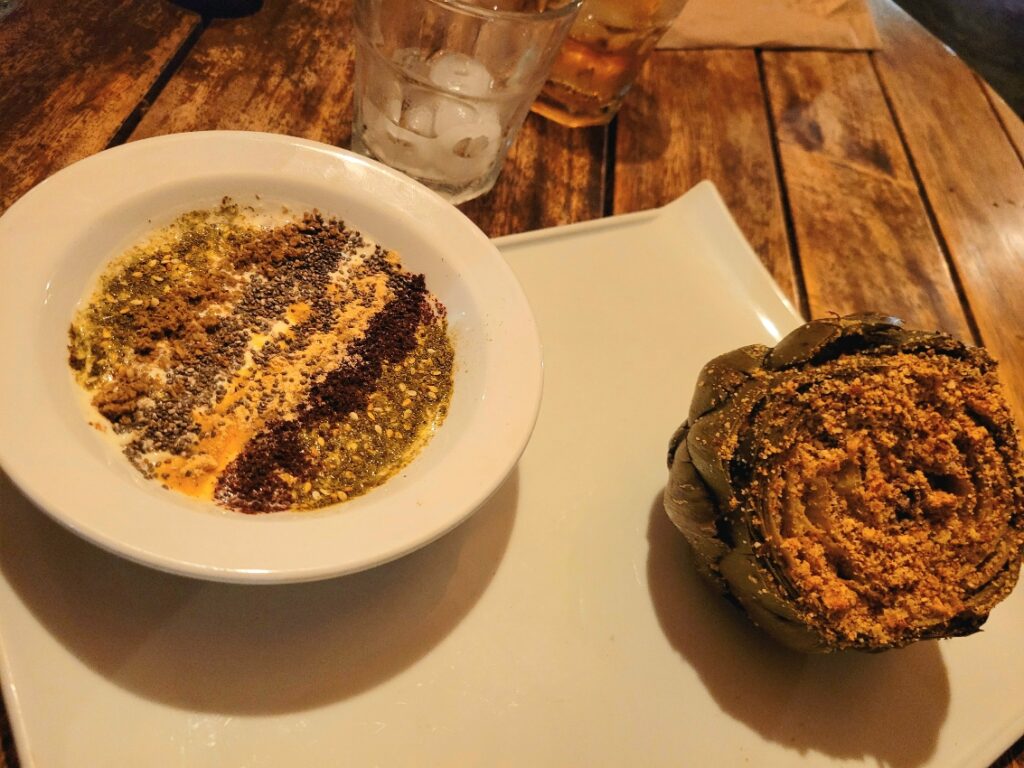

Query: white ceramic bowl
0;131;543;583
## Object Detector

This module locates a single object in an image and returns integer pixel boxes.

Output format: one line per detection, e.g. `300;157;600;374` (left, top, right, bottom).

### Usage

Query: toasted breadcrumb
747;351;1023;646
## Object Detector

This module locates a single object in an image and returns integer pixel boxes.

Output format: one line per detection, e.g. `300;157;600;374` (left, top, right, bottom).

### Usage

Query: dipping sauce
68;199;454;513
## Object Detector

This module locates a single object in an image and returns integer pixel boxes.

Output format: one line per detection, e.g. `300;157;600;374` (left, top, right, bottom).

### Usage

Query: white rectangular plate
2;181;1022;767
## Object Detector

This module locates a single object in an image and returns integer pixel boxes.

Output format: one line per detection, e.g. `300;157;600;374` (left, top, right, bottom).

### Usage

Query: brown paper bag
659;0;882;50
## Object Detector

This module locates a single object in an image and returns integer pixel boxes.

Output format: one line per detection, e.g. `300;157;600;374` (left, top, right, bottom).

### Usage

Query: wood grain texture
983;81;1024;167
762;50;971;339
0;0;199;213
458;115;606;237
613;50;799;307
131;0;355;145
870;0;1024;424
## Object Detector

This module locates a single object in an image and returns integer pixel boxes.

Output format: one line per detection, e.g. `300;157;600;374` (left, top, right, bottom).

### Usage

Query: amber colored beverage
532;0;689;127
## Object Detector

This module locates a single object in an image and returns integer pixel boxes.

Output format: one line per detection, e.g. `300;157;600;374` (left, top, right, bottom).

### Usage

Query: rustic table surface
2;0;1023;765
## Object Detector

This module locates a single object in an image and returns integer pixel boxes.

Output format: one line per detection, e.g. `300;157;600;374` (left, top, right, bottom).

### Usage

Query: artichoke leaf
687;345;770;423
766;313;904;371
686;377;771;508
664;435;729;574
718;546;826;653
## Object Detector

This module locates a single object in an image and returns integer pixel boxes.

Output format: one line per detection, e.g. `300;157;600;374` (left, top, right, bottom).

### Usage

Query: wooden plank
983;81;1024;167
869;0;1024;422
762;50;971;341
0;0;199;213
613;50;799;308
458;115;606;237
131;0;355;146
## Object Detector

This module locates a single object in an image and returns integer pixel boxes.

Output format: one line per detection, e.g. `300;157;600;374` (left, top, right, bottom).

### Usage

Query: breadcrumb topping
744;351;1024;646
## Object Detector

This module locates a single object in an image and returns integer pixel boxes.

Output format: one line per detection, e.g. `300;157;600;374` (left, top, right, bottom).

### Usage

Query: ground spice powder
68;200;455;513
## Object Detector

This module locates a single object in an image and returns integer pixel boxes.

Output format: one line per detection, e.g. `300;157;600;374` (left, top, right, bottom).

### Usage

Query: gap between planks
756;49;810;320
979;78;1024;169
868;0;1024;425
761;49;972;340
867;51;983;347
602;115;619;218
106;18;211;150
613;49;799;308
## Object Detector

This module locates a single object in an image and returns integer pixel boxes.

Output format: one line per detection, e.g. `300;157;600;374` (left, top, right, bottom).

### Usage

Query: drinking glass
532;0;690;127
352;0;582;204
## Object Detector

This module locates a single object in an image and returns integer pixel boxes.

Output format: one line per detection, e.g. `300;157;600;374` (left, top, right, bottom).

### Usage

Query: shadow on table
0;469;518;715
646;494;950;768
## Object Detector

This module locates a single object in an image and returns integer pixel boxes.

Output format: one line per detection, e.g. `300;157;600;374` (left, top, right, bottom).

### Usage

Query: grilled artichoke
664;314;1024;652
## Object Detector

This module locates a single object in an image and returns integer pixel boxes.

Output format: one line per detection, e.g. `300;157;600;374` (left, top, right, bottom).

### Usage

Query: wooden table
1;0;1023;765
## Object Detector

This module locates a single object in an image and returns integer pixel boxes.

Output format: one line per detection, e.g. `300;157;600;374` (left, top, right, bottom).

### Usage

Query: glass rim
424;0;583;23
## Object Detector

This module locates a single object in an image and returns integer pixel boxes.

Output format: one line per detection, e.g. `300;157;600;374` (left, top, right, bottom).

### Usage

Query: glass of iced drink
532;0;690;127
352;0;582;204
